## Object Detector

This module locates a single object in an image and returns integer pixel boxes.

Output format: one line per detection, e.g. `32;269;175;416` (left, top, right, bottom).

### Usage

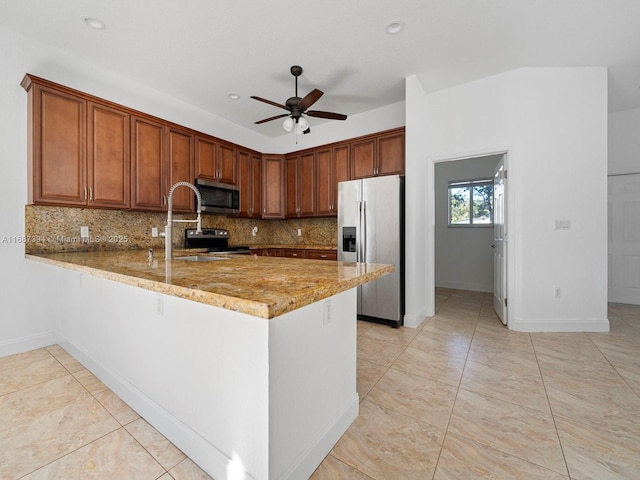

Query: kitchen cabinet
87;102;131;208
252;248;283;257
286;152;315;218
306;250;338;261
283;248;306;258
131;116;166;211
23;77;132;209
237;149;262;218
166;126;195;212
351;128;404;179
262;155;285;219
316;143;349;216
195;137;237;185
131;119;193;212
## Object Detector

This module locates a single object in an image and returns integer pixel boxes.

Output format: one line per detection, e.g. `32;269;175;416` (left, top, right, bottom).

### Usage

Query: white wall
434;155;501;293
406;67;609;331
609;106;640;175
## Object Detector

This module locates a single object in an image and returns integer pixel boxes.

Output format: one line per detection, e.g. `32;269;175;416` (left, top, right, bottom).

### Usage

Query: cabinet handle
320;255;327;258
84;186;88;200
163;195;167;207
292;253;298;257
89;187;93;202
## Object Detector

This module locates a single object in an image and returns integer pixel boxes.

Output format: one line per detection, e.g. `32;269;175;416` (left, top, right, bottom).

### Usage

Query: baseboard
435;281;492;293
509;317;610;332
403;310;427;329
0;331;58;358
58;336;254;480
279;394;359;480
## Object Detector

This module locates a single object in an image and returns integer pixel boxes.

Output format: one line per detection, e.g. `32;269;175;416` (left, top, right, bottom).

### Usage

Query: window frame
447;177;494;227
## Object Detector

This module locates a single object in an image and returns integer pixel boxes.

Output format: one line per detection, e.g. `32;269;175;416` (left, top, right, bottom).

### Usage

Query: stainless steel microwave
194;178;240;215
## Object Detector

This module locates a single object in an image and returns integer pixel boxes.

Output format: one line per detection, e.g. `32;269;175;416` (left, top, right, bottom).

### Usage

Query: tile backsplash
24;205;337;254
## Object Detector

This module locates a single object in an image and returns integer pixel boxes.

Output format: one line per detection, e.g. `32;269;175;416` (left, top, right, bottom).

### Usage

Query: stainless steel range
184;228;250;254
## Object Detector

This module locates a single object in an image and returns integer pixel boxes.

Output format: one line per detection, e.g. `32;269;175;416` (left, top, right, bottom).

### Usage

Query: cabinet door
351;138;376;179
377;130;405;176
285;156;299;217
195;136;217;180
283;249;306;259
87;102;130;208
299;152;316;216
217;143;237;185
262;155;284;218
333;144;350;210
167;127;194;212
306;250;337;261
236;149;251;217
32;85;86;205
132;116;166;211
251;154;262;218
315;148;333;216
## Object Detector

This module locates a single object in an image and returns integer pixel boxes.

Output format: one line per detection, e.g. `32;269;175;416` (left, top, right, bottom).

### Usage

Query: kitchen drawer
306;250;337;261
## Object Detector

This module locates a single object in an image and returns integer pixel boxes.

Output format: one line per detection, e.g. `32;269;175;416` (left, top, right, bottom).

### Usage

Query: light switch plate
80;226;89;237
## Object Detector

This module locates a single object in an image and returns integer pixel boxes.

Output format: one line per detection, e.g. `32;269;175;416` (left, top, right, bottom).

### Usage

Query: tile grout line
49;345;172;479
430;298;483;480
530;335;572;479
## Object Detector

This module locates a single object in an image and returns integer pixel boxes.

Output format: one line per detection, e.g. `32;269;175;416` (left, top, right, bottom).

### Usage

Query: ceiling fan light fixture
282;117;294;132
298;117;309;131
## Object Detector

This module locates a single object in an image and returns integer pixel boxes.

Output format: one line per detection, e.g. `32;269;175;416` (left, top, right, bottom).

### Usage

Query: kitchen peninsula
26;250;392;480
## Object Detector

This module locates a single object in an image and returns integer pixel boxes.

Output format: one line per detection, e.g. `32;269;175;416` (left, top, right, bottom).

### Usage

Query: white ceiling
2;0;640;138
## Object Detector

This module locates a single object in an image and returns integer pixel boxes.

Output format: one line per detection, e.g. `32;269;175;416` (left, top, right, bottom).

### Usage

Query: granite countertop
26;250;392;319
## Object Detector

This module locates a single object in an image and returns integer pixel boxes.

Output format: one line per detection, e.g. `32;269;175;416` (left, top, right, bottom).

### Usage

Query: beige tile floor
1;288;639;479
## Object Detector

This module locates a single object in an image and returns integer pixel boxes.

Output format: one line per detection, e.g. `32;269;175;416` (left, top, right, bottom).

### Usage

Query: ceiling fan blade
297;89;323;111
306;110;348;121
255;113;290;124
250;96;289;111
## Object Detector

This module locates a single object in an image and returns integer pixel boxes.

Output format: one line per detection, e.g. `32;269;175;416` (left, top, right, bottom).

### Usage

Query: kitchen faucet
164;181;202;260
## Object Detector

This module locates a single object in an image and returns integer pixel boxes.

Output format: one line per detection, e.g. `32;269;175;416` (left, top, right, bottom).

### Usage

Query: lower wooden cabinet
253;248;337;260
306;250;338;261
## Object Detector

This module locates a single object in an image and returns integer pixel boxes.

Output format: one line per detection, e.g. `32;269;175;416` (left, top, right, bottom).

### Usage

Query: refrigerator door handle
362;200;367;262
357;200;362;262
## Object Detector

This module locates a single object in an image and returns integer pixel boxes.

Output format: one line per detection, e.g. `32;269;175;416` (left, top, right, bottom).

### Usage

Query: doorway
433;152;507;324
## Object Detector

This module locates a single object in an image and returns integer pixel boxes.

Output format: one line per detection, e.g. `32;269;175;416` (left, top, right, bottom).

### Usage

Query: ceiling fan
251;65;347;134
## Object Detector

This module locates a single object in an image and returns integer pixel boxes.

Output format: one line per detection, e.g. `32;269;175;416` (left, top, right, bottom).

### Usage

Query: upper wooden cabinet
166;126;194;212
195;136;236;185
351;128;404;179
262;155;285;219
131;119;194;212
131;116;165;211
237;149;262;218
88;102;130;208
22;75;404;217
316;143;349;216
23;77;131;209
286;152;316;218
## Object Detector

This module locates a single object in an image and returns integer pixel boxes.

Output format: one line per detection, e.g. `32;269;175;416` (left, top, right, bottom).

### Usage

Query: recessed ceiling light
386;20;404;35
228;93;240;100
82;16;106;30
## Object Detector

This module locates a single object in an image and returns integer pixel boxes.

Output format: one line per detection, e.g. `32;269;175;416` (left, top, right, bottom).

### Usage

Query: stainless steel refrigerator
338;175;404;327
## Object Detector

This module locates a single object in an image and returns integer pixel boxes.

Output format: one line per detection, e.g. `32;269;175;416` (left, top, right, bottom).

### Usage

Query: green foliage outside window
449;179;493;226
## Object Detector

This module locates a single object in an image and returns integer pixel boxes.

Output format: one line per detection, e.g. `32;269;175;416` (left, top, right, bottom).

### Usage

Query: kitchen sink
175;255;227;262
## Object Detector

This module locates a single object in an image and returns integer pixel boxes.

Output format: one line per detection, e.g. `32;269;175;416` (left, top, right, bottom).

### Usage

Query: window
448;178;493;226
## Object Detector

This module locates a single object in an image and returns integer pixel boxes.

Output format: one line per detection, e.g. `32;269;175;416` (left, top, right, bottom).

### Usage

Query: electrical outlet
252;226;258;236
156;294;164;316
323;300;332;325
297;228;302;236
152;227;158;237
80;226;89;238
